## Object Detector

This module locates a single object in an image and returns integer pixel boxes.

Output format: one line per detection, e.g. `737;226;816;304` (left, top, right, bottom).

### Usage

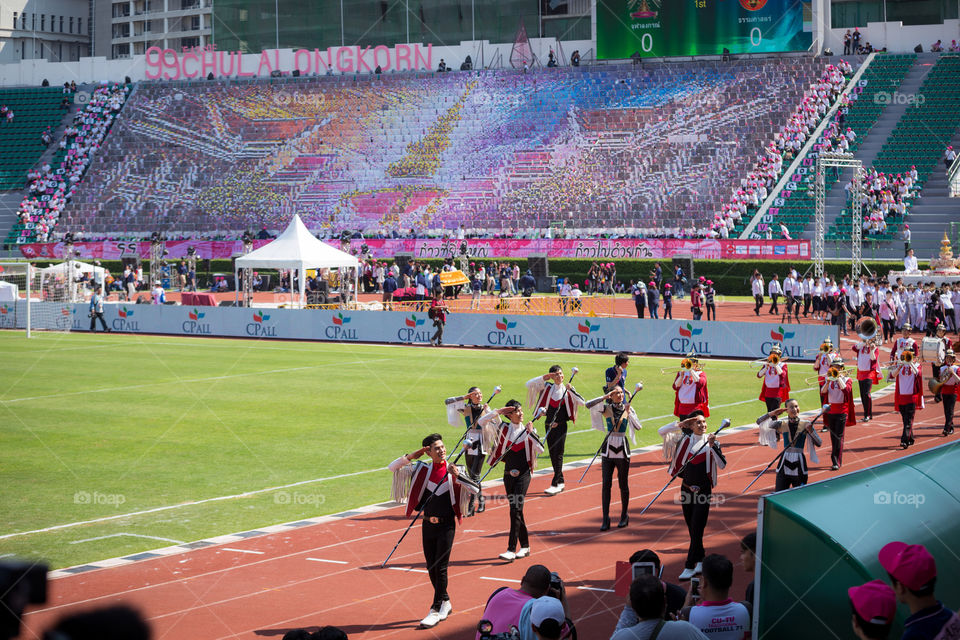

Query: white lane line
578;586;615;593
306;557;349;565
387;566;429;574
0;467;387;541
69;533;185;545
223;548;264;555
0;359;392;404
480;576;522;583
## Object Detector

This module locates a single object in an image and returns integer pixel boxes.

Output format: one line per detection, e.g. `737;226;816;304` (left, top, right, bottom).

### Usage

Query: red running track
18;305;956;640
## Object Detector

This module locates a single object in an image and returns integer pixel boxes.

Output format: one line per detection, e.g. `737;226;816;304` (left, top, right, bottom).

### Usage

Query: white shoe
516;547;531;558
544;485;563;496
499;550;516;562
678;567;697;581
420;610;441;628
694;562;703;575
438;600;452;620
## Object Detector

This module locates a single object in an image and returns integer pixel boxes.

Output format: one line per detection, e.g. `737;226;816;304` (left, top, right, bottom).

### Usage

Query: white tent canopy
40;260;107;277
234;215;359;307
0;280;17;302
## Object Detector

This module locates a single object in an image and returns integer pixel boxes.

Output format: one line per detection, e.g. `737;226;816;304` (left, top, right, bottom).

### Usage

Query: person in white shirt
802;275;814;318
903;248;919;273
682;554;750;640
151;282;165;305
767;274;783;315
751;271;765;316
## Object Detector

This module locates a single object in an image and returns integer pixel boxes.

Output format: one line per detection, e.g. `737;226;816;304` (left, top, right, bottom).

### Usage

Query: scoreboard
597;0;812;60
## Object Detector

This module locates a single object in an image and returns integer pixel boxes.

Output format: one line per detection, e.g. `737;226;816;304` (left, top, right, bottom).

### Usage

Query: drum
921;337;946;364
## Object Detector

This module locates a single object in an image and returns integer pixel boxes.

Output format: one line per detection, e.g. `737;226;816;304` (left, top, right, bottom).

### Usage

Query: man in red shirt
690;283;704;321
937;349;958;436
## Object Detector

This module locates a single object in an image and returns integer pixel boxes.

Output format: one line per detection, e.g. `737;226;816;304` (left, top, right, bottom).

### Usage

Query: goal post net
0;262;78;336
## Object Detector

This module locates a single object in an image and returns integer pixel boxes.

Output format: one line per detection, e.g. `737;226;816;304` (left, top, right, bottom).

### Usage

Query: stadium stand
0;87;71;190
827;53;960;243
743;54;916;240
43;59;845;240
5;84;130;247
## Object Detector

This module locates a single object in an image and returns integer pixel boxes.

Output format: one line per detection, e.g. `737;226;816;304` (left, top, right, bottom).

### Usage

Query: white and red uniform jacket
891;337;917;363
758;363;791;401
940;363;960;397
894;363;925;409
389;457;478;523
672;369;710;417
526;376;584;424
668;431;726;488
822;374;857;425
480;412;545;471
853;342;881;383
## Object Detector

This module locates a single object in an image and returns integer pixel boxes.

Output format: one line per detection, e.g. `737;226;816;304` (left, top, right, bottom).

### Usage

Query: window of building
60;16;64;31
41;14;45;30
70;16;73;33
78;17;82;33
12;12;17;29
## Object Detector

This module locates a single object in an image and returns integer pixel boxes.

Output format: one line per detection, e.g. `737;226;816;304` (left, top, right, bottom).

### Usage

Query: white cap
530;596;565;627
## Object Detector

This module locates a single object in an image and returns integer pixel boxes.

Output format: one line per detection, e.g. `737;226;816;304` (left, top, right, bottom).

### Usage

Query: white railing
740;52;877;239
949;156;960;197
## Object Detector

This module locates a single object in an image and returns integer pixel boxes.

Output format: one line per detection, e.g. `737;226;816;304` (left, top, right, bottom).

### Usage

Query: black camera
549;571;563;595
0;561;48;640
477;620;519;640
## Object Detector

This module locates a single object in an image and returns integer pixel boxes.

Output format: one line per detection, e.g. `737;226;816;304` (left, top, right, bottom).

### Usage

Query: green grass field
0;331;848;569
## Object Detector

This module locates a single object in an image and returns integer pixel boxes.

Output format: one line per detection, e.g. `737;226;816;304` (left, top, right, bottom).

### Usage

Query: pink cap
665;284;672;288
878;542;937;591
648;281;656;287
848;580;896;625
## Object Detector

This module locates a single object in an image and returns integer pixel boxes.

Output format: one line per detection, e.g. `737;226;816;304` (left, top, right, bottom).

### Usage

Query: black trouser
680;485;710;569
826;412;847;467
706;303;716;321
899;403;916;444
431;319;444;345
803;294;812;316
764;396;782;412
601;456;629;520
882;318;895;341
858;378;874;419
692;306;702;321
503;470;530;551
783;295;793;319
932;364;943;401
635;300;645;319
663;304;672;319
546;421;568;486
422;521;455;610
754;294;764;315
775;468;807;491
89;311;108;332
770;294;779;314
943;393;956;433
465;451;485;513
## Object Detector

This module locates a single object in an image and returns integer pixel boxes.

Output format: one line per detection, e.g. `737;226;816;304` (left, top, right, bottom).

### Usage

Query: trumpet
660;358;704;375
751;354;788;368
803;342;834;355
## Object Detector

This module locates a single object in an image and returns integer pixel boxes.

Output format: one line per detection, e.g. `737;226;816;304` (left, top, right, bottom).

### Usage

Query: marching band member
757;398;822;490
757;345;790;412
852;334;881;422
445;386;494;515
938;349;959;436
481;400;544;562
389;434;479;628
931;323;952;403
821;356;857;470
663;411;727;581
585;387;642;531
890;322;917;362
527;366;585;495
889;350;924;449
672;356;710;419
813;338;838;406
